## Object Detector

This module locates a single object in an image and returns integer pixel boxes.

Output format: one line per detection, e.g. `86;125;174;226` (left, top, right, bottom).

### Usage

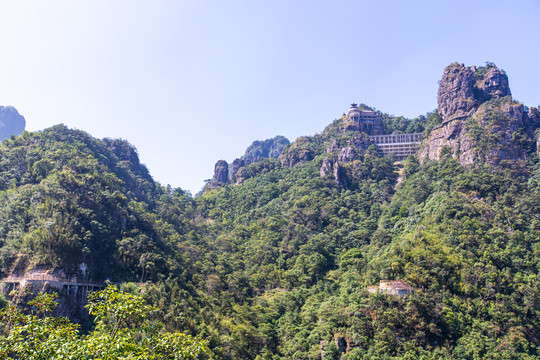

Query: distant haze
0;106;25;141
0;1;539;193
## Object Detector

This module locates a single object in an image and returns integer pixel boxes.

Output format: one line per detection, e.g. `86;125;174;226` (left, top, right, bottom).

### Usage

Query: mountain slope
0;63;539;359
0;125;192;281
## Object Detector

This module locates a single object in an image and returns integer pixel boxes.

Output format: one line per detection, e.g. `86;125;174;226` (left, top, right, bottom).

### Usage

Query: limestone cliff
0;106;26;141
420;63;535;166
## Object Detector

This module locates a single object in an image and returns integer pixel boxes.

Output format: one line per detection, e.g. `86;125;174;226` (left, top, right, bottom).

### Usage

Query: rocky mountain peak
477;65;511;101
213;160;229;184
437;63;511;123
421;63;533;166
437;64;476;122
204;160;229;191
204;136;290;192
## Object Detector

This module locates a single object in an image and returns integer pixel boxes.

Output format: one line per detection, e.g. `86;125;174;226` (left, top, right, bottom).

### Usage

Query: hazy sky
1;0;539;193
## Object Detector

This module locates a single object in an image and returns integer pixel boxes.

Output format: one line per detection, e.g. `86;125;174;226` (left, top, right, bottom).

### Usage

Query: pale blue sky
0;0;539;193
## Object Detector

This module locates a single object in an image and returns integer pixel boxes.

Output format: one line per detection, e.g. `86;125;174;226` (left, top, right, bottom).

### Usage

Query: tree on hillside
0;286;212;359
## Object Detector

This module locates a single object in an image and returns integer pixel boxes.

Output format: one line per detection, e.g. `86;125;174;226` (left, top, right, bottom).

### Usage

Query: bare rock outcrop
338;147;356;162
234;167;247;185
526;107;540;134
229;158;245;184
320;158;333;177
320;158;347;188
230;158;244;177
320;135;370;188
205;160;229;191
421;63;531;166
437;64;477;123
437;63;512;124
537;132;540;160
476;66;511;102
333;162;347;188
213;160;229;184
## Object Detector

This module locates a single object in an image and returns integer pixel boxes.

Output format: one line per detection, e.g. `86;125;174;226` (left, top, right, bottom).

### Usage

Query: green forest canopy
0;112;538;359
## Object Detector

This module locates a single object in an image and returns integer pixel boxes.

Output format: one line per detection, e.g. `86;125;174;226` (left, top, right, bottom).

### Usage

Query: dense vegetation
0;110;539;359
0;125;193;281
0;286;210;359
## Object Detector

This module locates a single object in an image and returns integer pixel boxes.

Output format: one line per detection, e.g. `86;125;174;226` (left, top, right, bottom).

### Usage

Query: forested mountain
0;125;193;281
1;63;540;359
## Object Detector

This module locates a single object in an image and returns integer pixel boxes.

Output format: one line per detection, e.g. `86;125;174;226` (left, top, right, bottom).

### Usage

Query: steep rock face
0;106;26;141
537;133;540;159
421;115;471;164
421;63;531;166
230;158;245;184
437;64;512;124
526;107;540;134
205;160;230;191
320;158;333;178
213;160;229;184
476;66;511;102
319;158;347;188
338;147;356;162
333;162;347;188
280;148;313;167
320;139;368;188
234;167;247;185
319;133;373;188
469;100;525;165
230;158;244;177
437;64;477;122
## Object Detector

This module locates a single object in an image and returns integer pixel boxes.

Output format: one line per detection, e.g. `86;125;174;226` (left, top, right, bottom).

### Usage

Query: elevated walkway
1;273;105;296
